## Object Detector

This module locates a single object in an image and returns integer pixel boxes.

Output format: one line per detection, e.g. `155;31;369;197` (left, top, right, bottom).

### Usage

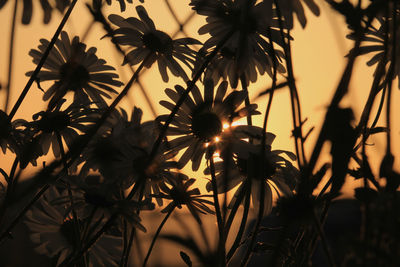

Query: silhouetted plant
0;0;399;266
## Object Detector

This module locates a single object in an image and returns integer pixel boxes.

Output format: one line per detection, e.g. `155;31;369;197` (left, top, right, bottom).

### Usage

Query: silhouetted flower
190;0;286;88
158;80;260;171
92;0;143;12
108;5;201;82
31;99;99;158
53;174;152;231
154;176;214;224
275;0;320;29
0;110;43;168
0;110;19;154
25;186;122;266
26;31;123;110
347;13;400;88
205;128;298;215
0;0;70;24
80;107;180;206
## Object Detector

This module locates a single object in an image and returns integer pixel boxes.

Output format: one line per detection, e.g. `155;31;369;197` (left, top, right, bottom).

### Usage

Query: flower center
92;138;122;166
59;218;80;247
131;150;162;181
0;111;12;139
142;30;173;54
59;61;90;91
170;186;190;206
237;154;276;180
227;8;258;34
38;111;71;133
191;108;222;141
84;192;114;208
220;47;236;60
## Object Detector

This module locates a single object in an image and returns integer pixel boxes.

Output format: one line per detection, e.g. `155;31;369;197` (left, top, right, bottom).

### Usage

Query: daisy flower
155;175;214;224
190;0;286;88
0;110;20;154
31;99;100;158
158;80;260;171
53;174;151;232
275;0;320;29
0;110;43;168
194;43;286;89
80;107;181;206
205;127;299;215
26;31;123;110
25;186;122;266
0;0;70;24
108;5;201;82
347;13;400;88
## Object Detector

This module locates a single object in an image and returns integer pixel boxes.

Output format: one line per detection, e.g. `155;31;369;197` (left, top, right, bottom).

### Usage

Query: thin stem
226;188;251;263
8;0;78;120
56;132;81;253
240;179;265;267
240;75;252;127
4;0;18;112
0;158;19;227
210;156;226;266
274;4;305;170
142;207;175;267
312;210;336;267
122;183;145;267
385;4;397;156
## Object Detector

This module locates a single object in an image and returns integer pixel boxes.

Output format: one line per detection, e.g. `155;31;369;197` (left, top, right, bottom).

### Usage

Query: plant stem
226;188;251;263
240;179;265;267
4;0;18;112
142;207;175;267
121;183;145;267
0;158;18;228
56;132;82;256
312;209;336;267
210;156;226;266
8;0;78;120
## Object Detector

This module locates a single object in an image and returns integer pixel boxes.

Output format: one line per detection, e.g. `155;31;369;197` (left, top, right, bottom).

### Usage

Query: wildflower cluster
0;0;399;266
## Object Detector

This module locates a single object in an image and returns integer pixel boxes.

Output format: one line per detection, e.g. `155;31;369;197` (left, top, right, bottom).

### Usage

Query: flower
347;13;400;88
204;127;298;215
190;0;286;88
154;175;214;224
80;107;181;206
0;110;43;168
275;0;320;29
31;99;100;158
0;0;70;24
92;0;143;12
26;31;123;110
0;110;19;154
25;186;122;266
108;5;201;82
53;174;152;231
158;80;260;171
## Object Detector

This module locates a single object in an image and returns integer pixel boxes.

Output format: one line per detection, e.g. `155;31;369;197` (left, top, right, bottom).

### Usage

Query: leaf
180;251;192;267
